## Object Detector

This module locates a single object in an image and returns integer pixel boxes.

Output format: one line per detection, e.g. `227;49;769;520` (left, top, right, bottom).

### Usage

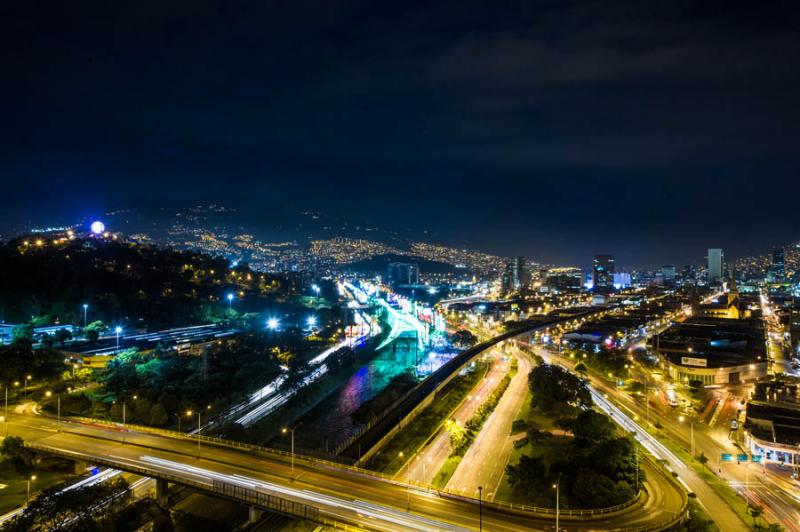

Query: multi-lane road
445;347;533;500
6;408;686;531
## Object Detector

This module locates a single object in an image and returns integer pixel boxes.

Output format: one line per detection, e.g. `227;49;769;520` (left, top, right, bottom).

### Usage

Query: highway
5;410;686;531
533;345;751;531
446;348;533;500
396;351;508;484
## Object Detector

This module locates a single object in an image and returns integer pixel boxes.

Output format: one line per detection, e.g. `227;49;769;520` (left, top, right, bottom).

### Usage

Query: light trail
140;456;462;531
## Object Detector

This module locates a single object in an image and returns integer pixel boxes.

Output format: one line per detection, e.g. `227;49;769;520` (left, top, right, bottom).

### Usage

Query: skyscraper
512;256;528;291
707;248;724;284
387;262;419;287
769;247;785;282
592;255;615;292
661;265;677;286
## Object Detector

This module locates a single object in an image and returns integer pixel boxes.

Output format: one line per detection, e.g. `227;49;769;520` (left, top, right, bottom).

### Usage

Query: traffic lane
398;353;507;483
446;351;532;498
9;412;680;531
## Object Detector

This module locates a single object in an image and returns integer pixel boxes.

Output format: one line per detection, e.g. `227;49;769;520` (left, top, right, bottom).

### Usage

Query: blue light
90;221;105;235
307;316;317;327
114;326;122;334
267;318;279;330
227;293;234;301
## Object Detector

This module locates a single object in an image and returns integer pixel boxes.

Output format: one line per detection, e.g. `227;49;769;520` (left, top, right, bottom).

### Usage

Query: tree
5;477;130;531
506;454;547;500
629;380;645;394
529;363;591;413
54;328;72;346
749;504;764;528
572;410;616;442
149;404;169;426
696;451;709;472
0;436;35;470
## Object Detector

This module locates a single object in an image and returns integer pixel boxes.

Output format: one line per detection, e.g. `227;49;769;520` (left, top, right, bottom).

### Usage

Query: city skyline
2;2;800;266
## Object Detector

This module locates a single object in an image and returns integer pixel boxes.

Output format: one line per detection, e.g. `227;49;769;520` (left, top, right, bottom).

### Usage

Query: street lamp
114;326;122;352
679;415;695;456
553;473;561;532
478;485;483;532
282;424;300;476
306;316;317;328
82;303;88;328
267;318;279;331
24;375;32;397
27;475;36;504
226;293;234;310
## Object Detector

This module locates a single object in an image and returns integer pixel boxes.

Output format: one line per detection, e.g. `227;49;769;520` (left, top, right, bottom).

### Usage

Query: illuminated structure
592;255;615;292
707;248;724;284
387;262;419;287
652;317;766;385
90;221;105;235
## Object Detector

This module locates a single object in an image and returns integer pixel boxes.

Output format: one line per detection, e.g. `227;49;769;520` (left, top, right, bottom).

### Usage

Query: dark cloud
1;0;799;267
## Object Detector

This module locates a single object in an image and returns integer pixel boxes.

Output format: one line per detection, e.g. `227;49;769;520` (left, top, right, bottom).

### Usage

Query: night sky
2;1;799;267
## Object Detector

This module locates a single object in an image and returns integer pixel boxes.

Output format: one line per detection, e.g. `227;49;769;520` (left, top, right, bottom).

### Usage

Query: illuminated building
592;255;615;292
651;317;766;385
512;256;528;291
387;262;419;287
768;247;785;282
707;248;724;284
544;267;582;292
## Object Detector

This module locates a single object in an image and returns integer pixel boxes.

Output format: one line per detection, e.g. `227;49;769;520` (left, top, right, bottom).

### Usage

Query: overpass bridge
10;410;686;531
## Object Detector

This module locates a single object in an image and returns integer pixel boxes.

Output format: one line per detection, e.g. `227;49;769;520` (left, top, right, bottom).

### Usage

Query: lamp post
26;475;36;504
2;384;7;436
679;415;695;456
82;303;88;328
227;293;234;310
121;395;135;444
554;473;561;532
282;424;300;476
478;485;483;531
114;326;122;352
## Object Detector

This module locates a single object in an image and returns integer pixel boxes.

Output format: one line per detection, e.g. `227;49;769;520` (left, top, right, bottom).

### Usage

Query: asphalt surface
5;410;686;531
532;345;751;532
396;352;508;485
446;348;533;500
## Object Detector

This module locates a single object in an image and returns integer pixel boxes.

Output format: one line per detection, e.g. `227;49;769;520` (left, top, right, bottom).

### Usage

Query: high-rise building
661;265;677;285
544;267;582;292
387;262;419;287
592;255;615;292
769;248;785;282
707;248;724;284
512;256;528;291
613;272;632;288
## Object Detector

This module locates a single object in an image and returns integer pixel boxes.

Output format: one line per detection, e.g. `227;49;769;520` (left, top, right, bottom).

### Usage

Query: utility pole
478;486;483;532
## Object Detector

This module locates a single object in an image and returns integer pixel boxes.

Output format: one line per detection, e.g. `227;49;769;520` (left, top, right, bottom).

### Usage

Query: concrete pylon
156;478;169;506
248;506;262;523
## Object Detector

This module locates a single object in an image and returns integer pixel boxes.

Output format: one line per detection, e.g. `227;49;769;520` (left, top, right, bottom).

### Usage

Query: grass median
364;361;488;475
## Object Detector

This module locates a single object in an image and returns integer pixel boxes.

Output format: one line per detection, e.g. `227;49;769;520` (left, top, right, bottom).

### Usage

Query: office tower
387;262;419;287
661;265;677;285
512;256;528;290
707;248;724;283
769;248;785;282
592;255;615;292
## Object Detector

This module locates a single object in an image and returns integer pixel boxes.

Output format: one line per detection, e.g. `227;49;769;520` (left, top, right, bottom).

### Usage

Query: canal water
291;340;426;452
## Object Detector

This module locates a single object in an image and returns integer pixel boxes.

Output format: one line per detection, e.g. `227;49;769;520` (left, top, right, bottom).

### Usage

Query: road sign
737;454;749;462
721;453;733;462
751;455;763;463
